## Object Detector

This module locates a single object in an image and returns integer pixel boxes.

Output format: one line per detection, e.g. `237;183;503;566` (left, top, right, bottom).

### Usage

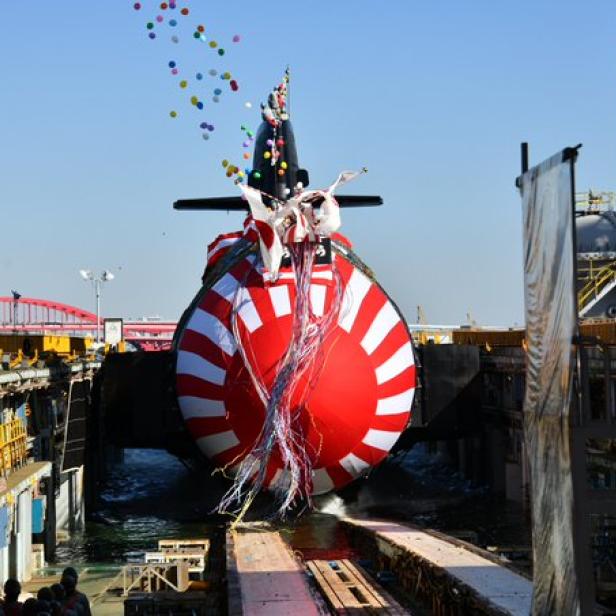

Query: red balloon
230;80;239;91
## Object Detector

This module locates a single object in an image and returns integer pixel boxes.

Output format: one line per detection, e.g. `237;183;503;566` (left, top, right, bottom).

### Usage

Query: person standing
60;570;89;616
2;579;22;615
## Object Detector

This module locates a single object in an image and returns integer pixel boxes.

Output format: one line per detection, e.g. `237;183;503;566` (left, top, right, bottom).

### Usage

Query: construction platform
342;517;532;616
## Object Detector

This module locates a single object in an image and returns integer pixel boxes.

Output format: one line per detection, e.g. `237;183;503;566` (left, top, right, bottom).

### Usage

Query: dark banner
519;149;580;615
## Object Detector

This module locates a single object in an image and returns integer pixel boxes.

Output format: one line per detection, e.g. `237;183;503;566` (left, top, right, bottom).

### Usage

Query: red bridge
0;297;176;351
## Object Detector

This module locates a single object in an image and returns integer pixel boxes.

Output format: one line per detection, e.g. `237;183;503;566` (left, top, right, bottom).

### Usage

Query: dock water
37;449;533;614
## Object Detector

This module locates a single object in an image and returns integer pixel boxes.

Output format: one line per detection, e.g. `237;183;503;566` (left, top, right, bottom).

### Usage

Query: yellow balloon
190;96;198;105
209;40;218;48
264;151;271;159
180;80;187;88
222;159;229;167
281;161;288;170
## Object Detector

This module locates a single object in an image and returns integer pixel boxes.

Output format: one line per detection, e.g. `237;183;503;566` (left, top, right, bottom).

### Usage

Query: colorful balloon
160;2;168;8
232;34;241;43
191;95;199;105
213;95;220;103
264;151;271;159
214;88;222;95
168;60;176;68
196;72;203;80
281;161;288;170
209;69;217;76
156;15;164;23
243;152;251;160
197;25;205;33
218;48;225;56
171;68;178;75
230;80;239;91
169;19;177;26
202;132;210;140
171;35;179;43
244;102;252;109
149;32;156;39
181;7;189;15
197;101;204;109
209;41;217;48
169;110;177;117
222;159;229;167
146;22;154;29
133;2;141;10
253;171;261;180
180;80;188;88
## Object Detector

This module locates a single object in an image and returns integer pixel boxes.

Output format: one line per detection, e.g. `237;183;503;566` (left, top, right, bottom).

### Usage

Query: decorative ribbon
239;170;365;280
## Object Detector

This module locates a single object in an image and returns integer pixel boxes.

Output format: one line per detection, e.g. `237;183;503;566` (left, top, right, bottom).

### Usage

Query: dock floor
227;525;324;615
343;517;532;616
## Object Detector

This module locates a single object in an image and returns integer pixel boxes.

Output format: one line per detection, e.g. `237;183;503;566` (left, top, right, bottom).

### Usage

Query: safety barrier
0;418;28;476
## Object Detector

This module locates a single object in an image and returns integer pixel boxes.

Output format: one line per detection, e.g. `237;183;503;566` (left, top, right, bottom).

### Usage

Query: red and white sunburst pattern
175;251;416;495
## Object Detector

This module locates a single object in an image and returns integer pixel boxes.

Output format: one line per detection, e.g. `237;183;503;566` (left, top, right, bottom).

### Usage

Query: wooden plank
312;560;367;610
306;561;347;613
308;560;409;615
346;561;409;616
336;560;385;607
229;526;322;616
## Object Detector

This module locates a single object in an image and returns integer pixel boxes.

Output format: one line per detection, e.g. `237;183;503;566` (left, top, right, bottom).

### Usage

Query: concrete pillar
16;490;32;582
42;476;56;563
0;545;9;582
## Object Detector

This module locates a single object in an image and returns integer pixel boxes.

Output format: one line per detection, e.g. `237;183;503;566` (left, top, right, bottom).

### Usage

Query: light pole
79;270;115;344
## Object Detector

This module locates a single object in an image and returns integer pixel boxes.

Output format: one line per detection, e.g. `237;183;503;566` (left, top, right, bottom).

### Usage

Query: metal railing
0;418;27;476
578;263;616;312
91;563;190;604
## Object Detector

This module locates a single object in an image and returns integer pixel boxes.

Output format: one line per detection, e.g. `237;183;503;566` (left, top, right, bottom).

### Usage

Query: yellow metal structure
0;334;93;359
104;341;126;354
453;328;526;347
578;262;616;313
0;418;27;477
453;321;616;348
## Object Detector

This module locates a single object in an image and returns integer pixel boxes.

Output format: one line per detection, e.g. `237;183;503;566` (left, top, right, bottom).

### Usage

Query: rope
217;240;343;525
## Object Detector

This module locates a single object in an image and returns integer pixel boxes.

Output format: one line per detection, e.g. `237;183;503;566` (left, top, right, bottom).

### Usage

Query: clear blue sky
1;1;615;325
